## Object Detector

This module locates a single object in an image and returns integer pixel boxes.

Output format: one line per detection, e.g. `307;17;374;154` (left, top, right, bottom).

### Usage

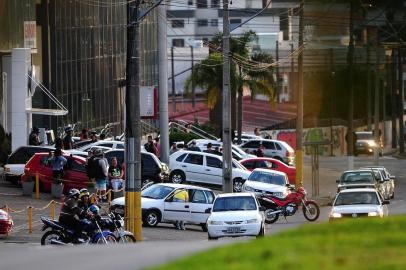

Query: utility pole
366;31;372;130
330;48;334;156
346;0;355;170
276;40;280;97
222;0;232;193
296;0;304;186
171;46;176;113
290;43;294;101
191;45;196;108
399;47;404;153
125;0;142;241
373;34;380;166
158;2;169;164
391;48;397;149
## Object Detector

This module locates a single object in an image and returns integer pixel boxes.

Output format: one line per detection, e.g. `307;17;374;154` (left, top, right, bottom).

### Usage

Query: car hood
332;205;380;214
244;181;286;193
111;196;161;208
209;210;260;222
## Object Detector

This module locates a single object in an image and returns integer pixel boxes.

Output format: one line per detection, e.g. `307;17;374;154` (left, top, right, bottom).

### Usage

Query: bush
169;131;200;145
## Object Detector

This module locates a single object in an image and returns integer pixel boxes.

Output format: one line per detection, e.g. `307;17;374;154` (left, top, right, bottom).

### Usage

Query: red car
240;157;296;184
21;153;90;193
0;209;13;235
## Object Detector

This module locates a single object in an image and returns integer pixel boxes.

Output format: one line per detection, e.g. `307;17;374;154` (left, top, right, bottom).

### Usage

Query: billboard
140;86;157;119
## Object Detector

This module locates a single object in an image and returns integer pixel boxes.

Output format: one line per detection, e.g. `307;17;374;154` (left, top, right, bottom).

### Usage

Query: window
176;153;187;162
184;154;203;165
188;0;193;5
256;160;271;169
191;190;207;203
206;156;222;168
210;19;218;27
275;143;282;150
196;0;208;8
116;144;125;149
99;143;113;148
242;160;255;169
197;19;208;27
230;19;242;28
262;141;276;150
243;140;260;149
172;39;185;47
204;190;215;204
142;154;159;169
171;20;185;28
211;0;220;8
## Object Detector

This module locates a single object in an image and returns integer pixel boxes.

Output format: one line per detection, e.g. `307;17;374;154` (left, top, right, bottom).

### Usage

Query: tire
118;234;136;243
201;223;208;232
96;234;117;244
41;230;64;246
302;201;320;221
208;234;218;240
233;178;244;192
170;170;185;184
143;210;160;227
391;192;395;199
264;209;279;224
256;225;265;238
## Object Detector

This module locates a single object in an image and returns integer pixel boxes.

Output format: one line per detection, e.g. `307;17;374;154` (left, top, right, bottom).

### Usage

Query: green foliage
150;216;406;270
169;131;200;145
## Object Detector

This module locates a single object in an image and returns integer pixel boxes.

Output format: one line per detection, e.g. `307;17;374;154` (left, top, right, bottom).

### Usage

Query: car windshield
233;160;247;170
340;172;375;184
334;192;379;206
213;196;257;212
141;185;174;200
356;133;373;140
248;171;286;186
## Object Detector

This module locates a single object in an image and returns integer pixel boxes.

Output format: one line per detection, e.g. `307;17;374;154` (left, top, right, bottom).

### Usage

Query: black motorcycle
101;213;136;243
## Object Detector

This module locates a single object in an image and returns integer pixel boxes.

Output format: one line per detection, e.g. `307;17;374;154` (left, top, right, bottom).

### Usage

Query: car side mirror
205;208;212;214
382;200;390;205
259;206;266;212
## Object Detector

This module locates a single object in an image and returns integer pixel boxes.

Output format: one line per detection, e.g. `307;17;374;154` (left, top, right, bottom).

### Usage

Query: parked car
3;146;86;184
110;183;215;230
233;133;262;144
20;152;89;193
77;140;125;152
169;150;250;192
240;157;296;184
239;139;295;165
336;170;389;199
354;131;383;156
206;193;265;240
186;139;256;161
360;166;395;199
242;169;290;199
329;188;389;221
104;149;170;186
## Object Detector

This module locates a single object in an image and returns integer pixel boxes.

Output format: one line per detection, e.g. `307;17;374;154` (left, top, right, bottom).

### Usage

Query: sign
140;86;157;119
24;21;37;50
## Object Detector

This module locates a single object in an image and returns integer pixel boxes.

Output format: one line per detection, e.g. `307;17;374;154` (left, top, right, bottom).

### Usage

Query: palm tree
184;31;276;138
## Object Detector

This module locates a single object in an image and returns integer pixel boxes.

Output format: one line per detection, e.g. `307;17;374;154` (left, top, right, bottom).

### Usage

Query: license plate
227;227;241;233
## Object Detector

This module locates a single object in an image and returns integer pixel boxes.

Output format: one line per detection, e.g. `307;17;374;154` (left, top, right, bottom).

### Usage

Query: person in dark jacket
188;141;201;152
144;135;158;155
59;189;86;239
77;188;92;217
63;127;74;150
29;127;42;146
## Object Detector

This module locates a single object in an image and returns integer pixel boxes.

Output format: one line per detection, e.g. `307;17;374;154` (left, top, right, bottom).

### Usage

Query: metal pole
276;40;280;97
399;47;405;153
171;46;176;113
330;48;334;156
373;36;380;166
391;48;397;149
222;0;232;193
367;35;372;130
290;43;294;101
191;45;196;108
158;3;169;164
125;0;142;241
296;0;304;186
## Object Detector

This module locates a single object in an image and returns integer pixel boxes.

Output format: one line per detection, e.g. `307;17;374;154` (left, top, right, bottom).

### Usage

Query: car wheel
201;223;208;232
208;234;218;240
170;170;185;184
391;191;395;199
256;225;265;238
143;210;160;227
233;178;244;192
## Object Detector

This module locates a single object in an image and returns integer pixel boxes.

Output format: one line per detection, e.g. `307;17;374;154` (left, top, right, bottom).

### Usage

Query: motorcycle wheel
41;230;64;246
302;201;320;221
118;234;136;243
96;234;117;244
264;209;279;224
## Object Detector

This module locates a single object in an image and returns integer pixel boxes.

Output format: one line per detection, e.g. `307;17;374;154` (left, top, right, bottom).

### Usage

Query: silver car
361;166;395;199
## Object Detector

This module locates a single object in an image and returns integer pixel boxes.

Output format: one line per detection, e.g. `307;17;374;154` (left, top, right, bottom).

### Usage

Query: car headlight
209;220;223;225
273;192;285;198
329;212;342;218
244;186;255;192
367;141;377;147
246;218;260;224
368;211;379;217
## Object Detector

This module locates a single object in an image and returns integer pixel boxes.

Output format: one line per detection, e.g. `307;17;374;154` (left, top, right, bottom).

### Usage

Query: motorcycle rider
59;188;86;241
77;188;92;216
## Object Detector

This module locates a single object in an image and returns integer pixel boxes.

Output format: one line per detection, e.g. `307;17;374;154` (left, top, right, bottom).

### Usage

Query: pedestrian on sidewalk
87;149;108;201
144;135;158;156
108;157;124;192
173;189;189;230
63;127;74;150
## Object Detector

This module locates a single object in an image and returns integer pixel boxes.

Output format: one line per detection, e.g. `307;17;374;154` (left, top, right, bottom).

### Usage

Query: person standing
80;129;88;141
29;127;42;146
173;189;189;230
108;157;124;191
170;142;178;155
144;135;158;155
63;127;74;150
256;143;265;157
51;148;67;183
187;141;201;152
90;131;98;143
87;149;108;201
154;137;161;159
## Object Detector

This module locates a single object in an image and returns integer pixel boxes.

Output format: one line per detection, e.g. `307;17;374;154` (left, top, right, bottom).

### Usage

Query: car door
141;153;160;181
262;141;277;158
189;189;214;224
205;155;223;185
182;153;204;183
241;140;260;154
163;188;191;222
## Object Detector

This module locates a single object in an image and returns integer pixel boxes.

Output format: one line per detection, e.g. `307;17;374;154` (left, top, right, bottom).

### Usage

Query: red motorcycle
258;186;320;224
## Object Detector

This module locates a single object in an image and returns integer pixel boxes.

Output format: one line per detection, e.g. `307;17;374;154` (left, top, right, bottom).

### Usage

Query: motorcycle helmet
68;188;80;199
88;205;100;216
79;188;90;199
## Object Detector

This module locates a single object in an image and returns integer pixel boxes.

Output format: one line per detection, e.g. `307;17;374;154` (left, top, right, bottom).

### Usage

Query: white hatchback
207;193;265;240
242;169;290;199
169;150;251;192
110;183;215;231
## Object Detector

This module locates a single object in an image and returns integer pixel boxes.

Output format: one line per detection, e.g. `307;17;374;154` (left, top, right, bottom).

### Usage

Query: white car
110;183;215;231
169;150;251;192
233;133;262;144
242;168;290;198
77;140;125;152
329;188;389;221
207;193;265;240
186;139;256;161
239;139;295;165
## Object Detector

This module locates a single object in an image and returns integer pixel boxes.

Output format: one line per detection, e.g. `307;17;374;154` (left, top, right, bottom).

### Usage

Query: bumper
207;223;262;238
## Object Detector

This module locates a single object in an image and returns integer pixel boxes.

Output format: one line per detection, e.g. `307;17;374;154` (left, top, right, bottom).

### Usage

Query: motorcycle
258;185;320;224
101;213;136;243
40;216;116;245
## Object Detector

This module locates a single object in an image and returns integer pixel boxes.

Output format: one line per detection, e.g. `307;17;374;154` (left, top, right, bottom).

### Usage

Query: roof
32;152;86;162
251;168;287;176
338;188;378;194
240;157;283;163
216;192;254;198
342;169;374;174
